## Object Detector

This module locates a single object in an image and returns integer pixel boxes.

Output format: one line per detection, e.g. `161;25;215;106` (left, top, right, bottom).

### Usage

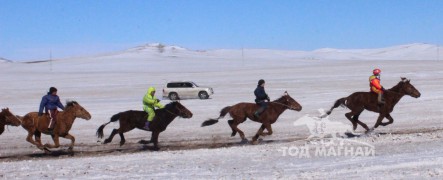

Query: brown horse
0;108;22;135
201;91;302;144
325;77;421;132
21;101;91;151
96;101;193;150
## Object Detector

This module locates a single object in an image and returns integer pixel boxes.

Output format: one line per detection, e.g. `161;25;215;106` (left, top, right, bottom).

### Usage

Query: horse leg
61;133;75;151
26;131;44;149
104;129;118;144
345;112;359;130
44;135;61;149
118;132;126;146
262;123;273;136
380;113;394;126
151;131;160;151
34;131;44;148
351;111;370;131
372;113;386;130
228;120;237;137
252;124;266;144
229;120;248;143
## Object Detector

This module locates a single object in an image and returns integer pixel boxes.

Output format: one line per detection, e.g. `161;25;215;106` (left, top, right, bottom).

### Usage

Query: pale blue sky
1;0;442;61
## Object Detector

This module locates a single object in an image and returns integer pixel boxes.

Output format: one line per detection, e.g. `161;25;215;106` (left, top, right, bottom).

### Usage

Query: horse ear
284;91;288;96
401;77;407;82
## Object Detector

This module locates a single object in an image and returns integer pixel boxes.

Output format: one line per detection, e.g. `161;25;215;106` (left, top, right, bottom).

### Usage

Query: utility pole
241;47;244;67
50;50;53;71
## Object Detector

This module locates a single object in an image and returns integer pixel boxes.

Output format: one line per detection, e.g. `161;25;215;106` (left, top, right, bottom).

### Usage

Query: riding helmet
373;69;381;75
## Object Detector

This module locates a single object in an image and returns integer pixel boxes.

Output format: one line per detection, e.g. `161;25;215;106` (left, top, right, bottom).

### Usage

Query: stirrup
143;122;150;130
253;112;260;118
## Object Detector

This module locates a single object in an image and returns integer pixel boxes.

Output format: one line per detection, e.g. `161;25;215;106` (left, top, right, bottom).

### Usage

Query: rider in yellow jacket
143;87;164;130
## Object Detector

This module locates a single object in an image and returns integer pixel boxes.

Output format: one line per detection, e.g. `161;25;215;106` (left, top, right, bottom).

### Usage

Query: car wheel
169;92;179;100
198;91;209;99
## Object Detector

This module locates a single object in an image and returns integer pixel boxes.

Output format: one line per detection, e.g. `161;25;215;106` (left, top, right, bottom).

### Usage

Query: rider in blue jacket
39;87;65;134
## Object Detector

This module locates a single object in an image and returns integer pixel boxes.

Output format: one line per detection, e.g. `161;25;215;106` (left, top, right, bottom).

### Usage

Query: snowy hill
1;41;443;179
0;57;12;63
111;43;441;61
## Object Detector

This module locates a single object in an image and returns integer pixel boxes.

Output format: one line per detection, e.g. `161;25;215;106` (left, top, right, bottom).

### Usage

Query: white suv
162;81;214;100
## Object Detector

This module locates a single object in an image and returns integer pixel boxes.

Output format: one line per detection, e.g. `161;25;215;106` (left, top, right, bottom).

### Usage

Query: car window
191;82;199;87
167;83;180;88
185;83;193;88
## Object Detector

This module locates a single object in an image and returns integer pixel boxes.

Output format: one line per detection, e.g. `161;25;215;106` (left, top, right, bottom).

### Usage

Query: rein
164;105;186;117
270;101;294;109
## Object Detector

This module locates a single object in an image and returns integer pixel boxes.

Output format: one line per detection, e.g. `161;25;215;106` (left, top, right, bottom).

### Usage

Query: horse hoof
138;140;151;144
44;147;51;154
251;141;259;145
152;147;160;151
352;123;358;131
240;139;249;144
365;128;375;134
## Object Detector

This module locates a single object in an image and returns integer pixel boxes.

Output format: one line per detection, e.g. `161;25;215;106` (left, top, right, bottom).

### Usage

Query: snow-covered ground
0;44;442;179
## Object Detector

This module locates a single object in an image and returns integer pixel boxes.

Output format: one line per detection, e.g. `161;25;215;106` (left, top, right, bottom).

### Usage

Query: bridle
1;112;22;125
164;104;189;118
270;100;297;110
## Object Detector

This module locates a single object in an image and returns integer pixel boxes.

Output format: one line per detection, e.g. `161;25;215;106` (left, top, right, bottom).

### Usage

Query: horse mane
389;82;401;91
388;79;409;92
161;101;178;110
272;95;287;103
66;101;78;107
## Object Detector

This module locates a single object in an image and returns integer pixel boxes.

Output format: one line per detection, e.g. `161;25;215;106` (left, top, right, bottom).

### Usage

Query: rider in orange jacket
369;69;386;104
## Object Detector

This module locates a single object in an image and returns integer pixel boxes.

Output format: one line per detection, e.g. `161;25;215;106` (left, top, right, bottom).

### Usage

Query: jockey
369;69;386;104
38;87;65;134
142;87;164;130
254;79;270;118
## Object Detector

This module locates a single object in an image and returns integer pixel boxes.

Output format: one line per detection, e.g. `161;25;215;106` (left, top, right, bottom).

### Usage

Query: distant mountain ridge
2;43;441;62
0;57;12;63
116;43;441;61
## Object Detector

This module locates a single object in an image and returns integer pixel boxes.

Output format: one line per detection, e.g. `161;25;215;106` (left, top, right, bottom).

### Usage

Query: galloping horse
0;108;22;135
325;78;421;132
97;101;193;150
202;91;302;144
21;101;91;151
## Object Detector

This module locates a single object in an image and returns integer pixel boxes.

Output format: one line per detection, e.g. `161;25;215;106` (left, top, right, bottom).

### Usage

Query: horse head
0;108;22;126
275;91;302;111
66;101;92;120
393;77;421;98
167;101;193;118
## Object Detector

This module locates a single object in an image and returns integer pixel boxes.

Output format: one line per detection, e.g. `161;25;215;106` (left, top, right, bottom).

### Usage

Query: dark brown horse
201;91;302;144
0;108;22;135
325;78;421;132
21;101;92;151
96;101;193;150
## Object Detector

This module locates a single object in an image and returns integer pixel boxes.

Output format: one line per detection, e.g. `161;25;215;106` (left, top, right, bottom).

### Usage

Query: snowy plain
0;43;443;179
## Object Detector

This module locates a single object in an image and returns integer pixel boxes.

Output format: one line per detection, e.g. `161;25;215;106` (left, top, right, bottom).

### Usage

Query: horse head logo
293;109;353;139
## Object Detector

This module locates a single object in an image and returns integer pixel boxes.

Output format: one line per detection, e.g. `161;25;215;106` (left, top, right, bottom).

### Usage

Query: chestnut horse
0;108;22;135
325;78;421;132
96;101;193;150
201;91;302;144
21;101;91;152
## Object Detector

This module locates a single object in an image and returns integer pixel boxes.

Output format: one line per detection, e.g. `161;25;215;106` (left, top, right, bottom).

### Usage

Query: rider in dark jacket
254;79;270;118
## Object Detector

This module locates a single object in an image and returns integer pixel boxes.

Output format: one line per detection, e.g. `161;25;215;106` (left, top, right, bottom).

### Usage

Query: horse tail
201;106;232;127
96;113;121;139
323;97;347;117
